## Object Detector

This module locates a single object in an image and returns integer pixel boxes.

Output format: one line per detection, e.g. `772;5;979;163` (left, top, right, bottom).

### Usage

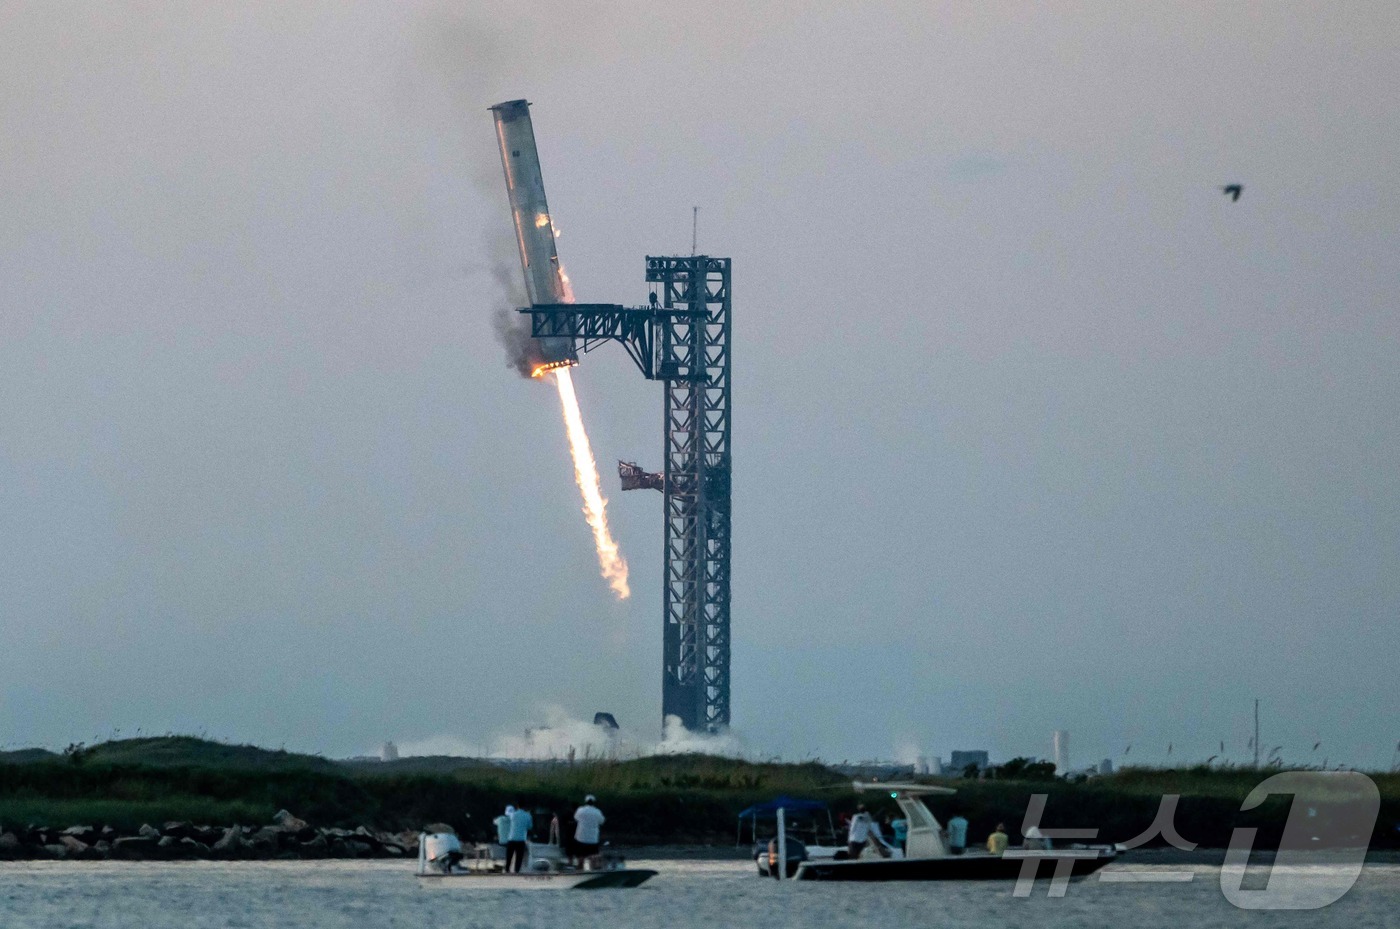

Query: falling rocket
489;99;578;376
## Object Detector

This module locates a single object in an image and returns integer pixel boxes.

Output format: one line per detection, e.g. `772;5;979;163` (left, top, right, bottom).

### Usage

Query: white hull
415;832;654;889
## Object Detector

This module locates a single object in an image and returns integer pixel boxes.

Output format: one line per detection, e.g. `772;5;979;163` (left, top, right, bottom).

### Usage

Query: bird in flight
1222;184;1243;202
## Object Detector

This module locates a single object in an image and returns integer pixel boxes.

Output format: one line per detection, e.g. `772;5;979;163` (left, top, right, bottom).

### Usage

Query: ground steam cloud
395;710;743;761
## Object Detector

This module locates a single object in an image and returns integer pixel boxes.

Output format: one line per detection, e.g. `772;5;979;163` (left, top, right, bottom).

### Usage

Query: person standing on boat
505;803;533;873
946;811;969;855
494;806;513;847
846;804;874;859
571;794;606;867
892;816;909;852
987;822;1010;856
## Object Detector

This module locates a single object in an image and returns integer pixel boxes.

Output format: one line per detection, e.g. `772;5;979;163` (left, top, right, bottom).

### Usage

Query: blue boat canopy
737;796;829;819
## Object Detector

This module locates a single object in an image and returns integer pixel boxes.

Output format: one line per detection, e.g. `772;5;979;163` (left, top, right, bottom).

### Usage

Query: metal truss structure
519;256;732;732
618;461;664;492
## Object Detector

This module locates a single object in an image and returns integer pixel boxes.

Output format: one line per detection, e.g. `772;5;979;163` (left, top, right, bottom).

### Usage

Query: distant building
381;741;398;762
1099;758;1113;775
1052;730;1069;774
950;750;989;774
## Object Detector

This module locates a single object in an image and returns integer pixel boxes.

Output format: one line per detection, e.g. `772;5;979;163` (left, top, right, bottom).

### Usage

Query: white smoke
493;706;632;760
654;715;745;757
891;736;923;767
393;708;745;761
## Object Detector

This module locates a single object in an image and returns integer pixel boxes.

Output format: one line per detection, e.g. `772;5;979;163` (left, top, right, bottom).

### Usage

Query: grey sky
2;2;1396;769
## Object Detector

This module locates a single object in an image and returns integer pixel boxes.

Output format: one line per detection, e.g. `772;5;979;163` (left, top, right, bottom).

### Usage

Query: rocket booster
489;99;577;371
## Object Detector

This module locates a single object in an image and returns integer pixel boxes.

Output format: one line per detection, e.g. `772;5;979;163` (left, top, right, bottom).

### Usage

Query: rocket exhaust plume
553;366;630;599
490;98;629;599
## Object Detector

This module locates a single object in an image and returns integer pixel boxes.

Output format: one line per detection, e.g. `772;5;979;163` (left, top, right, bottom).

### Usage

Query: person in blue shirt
946;811;969;855
892;817;909;851
506;804;533;872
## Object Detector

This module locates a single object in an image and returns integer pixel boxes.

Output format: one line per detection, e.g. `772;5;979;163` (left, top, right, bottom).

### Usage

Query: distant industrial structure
1052;730;1069;774
950;750;990;774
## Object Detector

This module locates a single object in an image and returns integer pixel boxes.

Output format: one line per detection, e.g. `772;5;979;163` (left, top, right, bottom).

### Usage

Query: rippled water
1;859;1396;928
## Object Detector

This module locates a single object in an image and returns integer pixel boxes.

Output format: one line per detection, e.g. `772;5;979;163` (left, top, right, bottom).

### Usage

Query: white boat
781;782;1116;883
414;832;656;890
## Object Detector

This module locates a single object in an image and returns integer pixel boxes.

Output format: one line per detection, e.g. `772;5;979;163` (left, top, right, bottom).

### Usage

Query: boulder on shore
180;837;211;856
211;825;243;855
0;832;23;859
61;825;97;843
59;835;90;856
111;835;159;859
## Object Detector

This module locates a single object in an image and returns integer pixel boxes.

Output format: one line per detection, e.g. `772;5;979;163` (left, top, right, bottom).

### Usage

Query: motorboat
786;782;1117;883
414;832;656;889
739;795;843;877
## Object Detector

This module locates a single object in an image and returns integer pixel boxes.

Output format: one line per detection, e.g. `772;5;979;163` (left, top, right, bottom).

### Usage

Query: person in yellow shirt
986;822;1010;856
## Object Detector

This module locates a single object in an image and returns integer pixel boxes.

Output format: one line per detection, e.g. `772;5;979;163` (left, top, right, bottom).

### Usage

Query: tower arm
518;303;704;380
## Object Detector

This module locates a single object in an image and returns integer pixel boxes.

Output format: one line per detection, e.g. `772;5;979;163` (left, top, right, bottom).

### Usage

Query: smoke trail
492;307;544;377
554;366;630;599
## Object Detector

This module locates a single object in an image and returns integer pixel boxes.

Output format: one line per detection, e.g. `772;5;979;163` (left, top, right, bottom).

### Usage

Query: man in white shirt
571;794;606;867
494;806;514;846
846;804;873;859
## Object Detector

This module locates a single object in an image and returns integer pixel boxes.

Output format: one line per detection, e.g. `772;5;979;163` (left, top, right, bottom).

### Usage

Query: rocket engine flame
531;359;575;378
553;366;630;599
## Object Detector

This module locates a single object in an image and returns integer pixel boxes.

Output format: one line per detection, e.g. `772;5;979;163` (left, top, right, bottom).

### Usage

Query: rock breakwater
0;810;420;861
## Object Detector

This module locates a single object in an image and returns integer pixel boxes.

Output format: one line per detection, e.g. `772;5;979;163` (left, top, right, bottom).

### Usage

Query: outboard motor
755;837;808;879
422;832;464;873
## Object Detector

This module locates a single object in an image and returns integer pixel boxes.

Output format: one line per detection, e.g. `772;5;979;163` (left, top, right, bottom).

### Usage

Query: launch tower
520;260;732;733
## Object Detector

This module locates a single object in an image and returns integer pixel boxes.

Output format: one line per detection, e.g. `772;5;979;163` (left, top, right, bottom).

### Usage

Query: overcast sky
2;2;1396;770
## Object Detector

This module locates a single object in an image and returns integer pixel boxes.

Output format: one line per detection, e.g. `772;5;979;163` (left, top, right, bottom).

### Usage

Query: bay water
1;858;1396;928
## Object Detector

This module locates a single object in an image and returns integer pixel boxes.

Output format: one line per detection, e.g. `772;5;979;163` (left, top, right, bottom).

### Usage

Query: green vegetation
1;738;1395;848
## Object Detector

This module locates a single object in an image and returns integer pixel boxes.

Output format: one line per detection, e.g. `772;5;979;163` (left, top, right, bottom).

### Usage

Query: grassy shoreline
2;738;1395;851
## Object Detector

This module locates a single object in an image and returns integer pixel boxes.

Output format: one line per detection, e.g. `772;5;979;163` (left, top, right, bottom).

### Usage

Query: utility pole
1254;699;1260;769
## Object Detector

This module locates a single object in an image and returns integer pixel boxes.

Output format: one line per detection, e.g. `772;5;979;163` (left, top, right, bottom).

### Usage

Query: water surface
1;858;1395;928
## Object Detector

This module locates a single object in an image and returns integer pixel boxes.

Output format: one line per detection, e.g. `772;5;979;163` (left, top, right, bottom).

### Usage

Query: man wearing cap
571;795;606;868
492;805;513;867
494;806;514;845
846;803;874;859
505;803;532;873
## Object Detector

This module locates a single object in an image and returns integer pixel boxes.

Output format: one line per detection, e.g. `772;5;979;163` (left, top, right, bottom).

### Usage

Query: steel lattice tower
649;256;732;732
517;256;733;734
